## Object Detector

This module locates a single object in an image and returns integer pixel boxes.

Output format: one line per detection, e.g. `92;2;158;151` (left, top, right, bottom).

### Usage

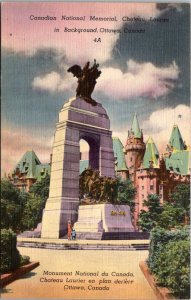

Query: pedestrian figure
71;228;76;240
67;221;72;240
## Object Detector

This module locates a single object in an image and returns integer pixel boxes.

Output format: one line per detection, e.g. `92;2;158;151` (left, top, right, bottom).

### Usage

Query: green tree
29;173;50;200
22;174;50;230
171;184;190;225
21;194;45;230
157;203;184;230
138;194;163;232
117;179;136;213
1;179;28;232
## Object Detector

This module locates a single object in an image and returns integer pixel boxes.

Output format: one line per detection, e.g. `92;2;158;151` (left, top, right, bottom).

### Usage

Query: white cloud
1;124;53;174
112;105;190;154
112;131;127;146
142;105;190;152
32;60;180;99
33;71;61;92
3;3;162;64
96;60;179;100
32;70;75;93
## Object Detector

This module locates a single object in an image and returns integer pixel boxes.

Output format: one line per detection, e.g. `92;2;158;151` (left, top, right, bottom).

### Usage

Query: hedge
155;240;190;299
147;226;190;299
1;229;21;274
147;226;189;274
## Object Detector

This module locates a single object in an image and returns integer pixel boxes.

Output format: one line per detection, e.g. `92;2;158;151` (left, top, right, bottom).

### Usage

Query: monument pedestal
74;204;135;234
41;98;115;238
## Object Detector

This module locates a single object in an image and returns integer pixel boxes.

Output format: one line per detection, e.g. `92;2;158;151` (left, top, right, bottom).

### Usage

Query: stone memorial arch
41;97;115;238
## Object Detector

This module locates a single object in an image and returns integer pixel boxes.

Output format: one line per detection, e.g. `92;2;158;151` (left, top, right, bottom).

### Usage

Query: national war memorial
41;60;134;238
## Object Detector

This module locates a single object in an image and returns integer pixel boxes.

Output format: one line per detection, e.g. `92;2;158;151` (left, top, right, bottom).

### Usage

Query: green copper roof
165;149;190;175
169;125;185;151
143;137;159;168
14;150;50;181
35;164;51;181
131;113;142;138
26;170;35;179
112;137;127;171
79;160;89;174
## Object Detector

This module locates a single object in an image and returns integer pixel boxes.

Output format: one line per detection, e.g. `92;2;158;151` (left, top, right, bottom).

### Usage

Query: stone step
17;241;149;251
63;232;103;240
63;231;150;240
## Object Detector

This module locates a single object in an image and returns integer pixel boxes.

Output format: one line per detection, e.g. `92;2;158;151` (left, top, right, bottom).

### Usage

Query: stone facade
114;117;190;229
8;110;190;234
74;204;134;233
8;150;50;192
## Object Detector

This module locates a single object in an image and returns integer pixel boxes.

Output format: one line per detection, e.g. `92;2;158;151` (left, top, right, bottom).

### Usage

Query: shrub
1;229;21;274
155;240;190;299
147;226;189;274
20;255;30;266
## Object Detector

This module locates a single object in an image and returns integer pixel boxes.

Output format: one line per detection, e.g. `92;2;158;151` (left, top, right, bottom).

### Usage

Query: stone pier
41;97;115;238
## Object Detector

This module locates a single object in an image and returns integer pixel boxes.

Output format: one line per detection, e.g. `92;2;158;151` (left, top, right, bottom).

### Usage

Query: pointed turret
125;113;145;183
169;125;185;151
130;113;142;138
143;136;159;168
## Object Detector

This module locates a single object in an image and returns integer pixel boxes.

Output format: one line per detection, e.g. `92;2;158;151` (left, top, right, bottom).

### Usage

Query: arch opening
79;132;100;171
80;139;90;173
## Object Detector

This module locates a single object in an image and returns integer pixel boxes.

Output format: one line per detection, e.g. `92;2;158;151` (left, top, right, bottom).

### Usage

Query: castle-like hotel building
9;114;190;228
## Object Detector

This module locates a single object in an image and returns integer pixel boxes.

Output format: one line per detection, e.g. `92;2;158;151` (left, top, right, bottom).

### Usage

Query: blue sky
2;2;190;173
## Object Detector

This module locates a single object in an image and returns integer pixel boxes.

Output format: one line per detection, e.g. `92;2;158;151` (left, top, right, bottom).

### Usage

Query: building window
130;157;133;162
142;186;144;190
150;185;154;190
142;194;144;199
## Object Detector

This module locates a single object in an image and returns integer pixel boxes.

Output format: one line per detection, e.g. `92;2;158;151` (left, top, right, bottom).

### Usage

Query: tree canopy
138;194;163;232
1;179;28;231
171;184;190;224
1;175;50;232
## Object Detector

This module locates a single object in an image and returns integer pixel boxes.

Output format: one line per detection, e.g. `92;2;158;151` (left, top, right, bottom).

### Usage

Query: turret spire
143;136;159;168
131;113;141;138
169;125;185;151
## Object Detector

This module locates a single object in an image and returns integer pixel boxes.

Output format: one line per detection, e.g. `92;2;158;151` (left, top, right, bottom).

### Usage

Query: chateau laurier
8;113;190;228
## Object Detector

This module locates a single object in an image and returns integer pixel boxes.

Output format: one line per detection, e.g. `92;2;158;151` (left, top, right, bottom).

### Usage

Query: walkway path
2;247;157;300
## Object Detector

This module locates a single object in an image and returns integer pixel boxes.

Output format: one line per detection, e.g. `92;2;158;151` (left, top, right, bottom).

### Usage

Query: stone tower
124;114;145;184
134;136;160;227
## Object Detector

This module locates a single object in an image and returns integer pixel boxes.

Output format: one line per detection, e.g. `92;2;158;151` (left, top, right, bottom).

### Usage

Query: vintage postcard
1;2;190;300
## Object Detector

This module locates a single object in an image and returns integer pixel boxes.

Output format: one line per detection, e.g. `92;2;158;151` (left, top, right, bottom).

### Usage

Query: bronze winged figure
67;59;101;106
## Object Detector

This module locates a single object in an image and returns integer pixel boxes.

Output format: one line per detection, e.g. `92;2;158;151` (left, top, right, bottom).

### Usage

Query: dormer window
41;168;45;174
35;159;40;165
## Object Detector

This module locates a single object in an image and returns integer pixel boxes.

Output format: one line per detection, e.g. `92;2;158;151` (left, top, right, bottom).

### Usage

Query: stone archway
41;97;115;238
80;132;100;170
